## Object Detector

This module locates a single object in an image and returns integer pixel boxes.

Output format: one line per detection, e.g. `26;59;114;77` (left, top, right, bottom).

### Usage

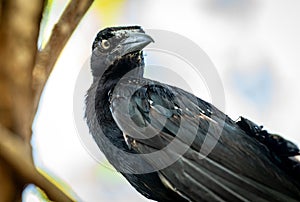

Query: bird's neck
100;51;145;91
92;51;145;151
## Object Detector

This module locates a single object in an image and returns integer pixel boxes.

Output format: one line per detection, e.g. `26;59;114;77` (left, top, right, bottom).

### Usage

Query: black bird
85;26;300;202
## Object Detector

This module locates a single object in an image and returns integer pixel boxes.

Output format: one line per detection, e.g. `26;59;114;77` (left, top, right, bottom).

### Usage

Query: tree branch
0;124;75;202
32;0;94;119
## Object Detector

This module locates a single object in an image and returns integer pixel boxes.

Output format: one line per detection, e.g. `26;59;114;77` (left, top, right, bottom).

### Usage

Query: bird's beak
119;32;154;56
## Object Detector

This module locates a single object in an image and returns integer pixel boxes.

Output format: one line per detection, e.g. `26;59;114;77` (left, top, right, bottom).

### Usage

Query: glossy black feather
85;27;300;202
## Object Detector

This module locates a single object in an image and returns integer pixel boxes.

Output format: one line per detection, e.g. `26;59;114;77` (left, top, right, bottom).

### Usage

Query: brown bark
0;0;44;141
0;158;16;202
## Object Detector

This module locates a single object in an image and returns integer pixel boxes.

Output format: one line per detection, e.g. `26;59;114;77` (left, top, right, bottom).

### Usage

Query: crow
85;26;300;202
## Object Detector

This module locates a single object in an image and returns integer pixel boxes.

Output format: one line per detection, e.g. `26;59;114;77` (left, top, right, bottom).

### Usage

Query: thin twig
32;0;94;120
27;1;94;199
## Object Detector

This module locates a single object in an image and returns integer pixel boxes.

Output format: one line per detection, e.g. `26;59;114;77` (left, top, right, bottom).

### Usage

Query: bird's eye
101;40;110;49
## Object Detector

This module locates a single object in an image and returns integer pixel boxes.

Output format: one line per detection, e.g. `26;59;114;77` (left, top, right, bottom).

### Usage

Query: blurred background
27;0;300;201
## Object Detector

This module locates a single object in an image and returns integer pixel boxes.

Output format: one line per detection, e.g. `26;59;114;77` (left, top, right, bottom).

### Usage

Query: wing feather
109;77;300;201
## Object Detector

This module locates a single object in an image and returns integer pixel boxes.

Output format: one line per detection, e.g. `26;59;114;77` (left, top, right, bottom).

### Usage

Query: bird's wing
109;77;300;202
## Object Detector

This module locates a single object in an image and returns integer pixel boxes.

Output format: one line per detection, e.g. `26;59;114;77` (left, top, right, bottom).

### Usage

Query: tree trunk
0;0;94;201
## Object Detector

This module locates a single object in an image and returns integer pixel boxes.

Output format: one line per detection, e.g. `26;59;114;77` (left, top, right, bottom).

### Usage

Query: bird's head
91;26;154;77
